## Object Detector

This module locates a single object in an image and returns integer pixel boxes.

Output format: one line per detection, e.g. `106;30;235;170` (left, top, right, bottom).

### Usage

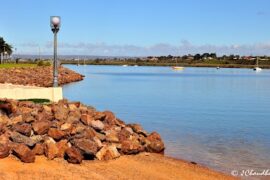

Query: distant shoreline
61;61;270;69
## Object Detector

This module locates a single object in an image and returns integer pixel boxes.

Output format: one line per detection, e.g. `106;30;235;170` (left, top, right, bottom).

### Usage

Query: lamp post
50;16;61;87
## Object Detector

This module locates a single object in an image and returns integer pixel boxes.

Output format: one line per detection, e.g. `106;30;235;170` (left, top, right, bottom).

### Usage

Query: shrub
37;60;51;66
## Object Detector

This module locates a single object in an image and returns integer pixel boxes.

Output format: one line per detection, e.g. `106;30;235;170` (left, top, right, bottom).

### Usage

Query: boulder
121;140;144;155
60;123;72;131
145;132;165;153
80;114;94;125
32;143;44;155
10;131;36;147
93;112;106;121
48;128;66;141
103;111;117;125
56;140;69;158
52;104;69;121
72;139;98;157
96;145;120;161
9;115;23;125
65;147;83;164
0;143;10;158
90;120;104;131
12;144;35;163
105;130;119;143
32;120;51;135
44;142;58;160
13;123;32;137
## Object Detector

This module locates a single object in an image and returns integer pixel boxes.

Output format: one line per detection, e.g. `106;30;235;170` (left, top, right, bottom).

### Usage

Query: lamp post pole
50;16;61;87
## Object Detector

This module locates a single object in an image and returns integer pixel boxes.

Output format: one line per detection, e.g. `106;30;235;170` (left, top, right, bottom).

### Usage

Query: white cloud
17;40;270;56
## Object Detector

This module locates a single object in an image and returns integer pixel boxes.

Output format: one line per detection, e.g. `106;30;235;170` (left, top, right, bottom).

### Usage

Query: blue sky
1;0;270;56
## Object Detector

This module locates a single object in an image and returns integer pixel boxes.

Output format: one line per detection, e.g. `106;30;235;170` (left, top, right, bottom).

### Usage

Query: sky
1;0;270;56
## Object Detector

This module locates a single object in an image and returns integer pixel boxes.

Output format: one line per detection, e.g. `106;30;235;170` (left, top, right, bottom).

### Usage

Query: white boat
172;66;184;70
122;64;128;67
172;58;184;70
253;67;262;71
134;65;138;67
216;66;220;69
253;57;262;71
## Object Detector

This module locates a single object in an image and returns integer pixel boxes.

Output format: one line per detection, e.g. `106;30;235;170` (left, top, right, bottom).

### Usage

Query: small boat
253;67;262;71
122;64;128;67
134;65;138;67
253;57;262;71
216;66;220;69
172;58;184;70
172;66;184;70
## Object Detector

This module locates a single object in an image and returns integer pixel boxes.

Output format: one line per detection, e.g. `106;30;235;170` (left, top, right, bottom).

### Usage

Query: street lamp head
50;16;61;31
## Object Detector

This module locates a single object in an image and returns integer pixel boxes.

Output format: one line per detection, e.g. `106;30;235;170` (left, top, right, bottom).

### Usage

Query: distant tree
0;37;13;55
194;54;201;60
210;53;217;59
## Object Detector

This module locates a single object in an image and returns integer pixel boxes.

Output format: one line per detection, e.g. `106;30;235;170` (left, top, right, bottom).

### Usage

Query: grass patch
18;99;51;104
0;63;37;69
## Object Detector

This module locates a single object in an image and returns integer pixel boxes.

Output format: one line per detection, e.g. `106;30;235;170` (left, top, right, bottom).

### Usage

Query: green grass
0;63;37;68
18;99;51;104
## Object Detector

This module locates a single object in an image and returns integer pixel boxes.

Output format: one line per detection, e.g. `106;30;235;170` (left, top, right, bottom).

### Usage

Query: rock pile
0;66;84;87
0;99;165;163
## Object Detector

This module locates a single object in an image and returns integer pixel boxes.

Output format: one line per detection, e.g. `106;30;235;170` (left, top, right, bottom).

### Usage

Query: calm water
63;65;270;174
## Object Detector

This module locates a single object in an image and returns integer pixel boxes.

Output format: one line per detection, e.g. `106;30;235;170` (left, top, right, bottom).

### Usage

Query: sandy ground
0;153;236;180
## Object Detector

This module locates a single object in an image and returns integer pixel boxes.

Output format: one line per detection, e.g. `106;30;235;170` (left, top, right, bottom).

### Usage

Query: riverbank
0;153;235;180
0;66;84;87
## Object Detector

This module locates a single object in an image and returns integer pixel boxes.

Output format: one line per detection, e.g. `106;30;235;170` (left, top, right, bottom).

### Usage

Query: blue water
63;65;270;174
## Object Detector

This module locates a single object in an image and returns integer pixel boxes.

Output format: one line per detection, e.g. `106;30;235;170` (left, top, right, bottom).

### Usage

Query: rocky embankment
0;66;84;87
0;99;165;164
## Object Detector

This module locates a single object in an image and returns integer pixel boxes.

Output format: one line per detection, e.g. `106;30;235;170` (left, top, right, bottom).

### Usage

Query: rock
9;115;23;125
43;105;52;113
48;128;66;141
13;123;32;137
80;114;94;125
94;112;106;121
44;142;58;160
10;131;36;147
96;145;120;160
0;143;10;158
118;128;132;142
128;124;147;136
65;147;83;164
121;140;144;155
103;111;117;125
0;115;10;125
32;120;51;135
72;139;98;157
32;143;44;155
56;140;69;158
90;120;104;131
12;144;35;163
145;132;165;153
52;104;69;121
68;104;77;111
60;123;72;131
105;130;119;143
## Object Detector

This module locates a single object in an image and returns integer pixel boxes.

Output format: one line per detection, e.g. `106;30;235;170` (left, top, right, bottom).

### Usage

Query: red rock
121;140;144;155
56;140;69;158
32;143;44;155
80;114;94;125
52;104;69;121
10;131;36;147
12;144;35;163
96;145;120;160
48;128;66;141
65;147;83;164
13;123;32;137
90;120;104;131
72;139;98;156
44;142;58;160
94;112;106;120
0;143;10;158
103;111;117;125
145;132;165;153
32;120;51;135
